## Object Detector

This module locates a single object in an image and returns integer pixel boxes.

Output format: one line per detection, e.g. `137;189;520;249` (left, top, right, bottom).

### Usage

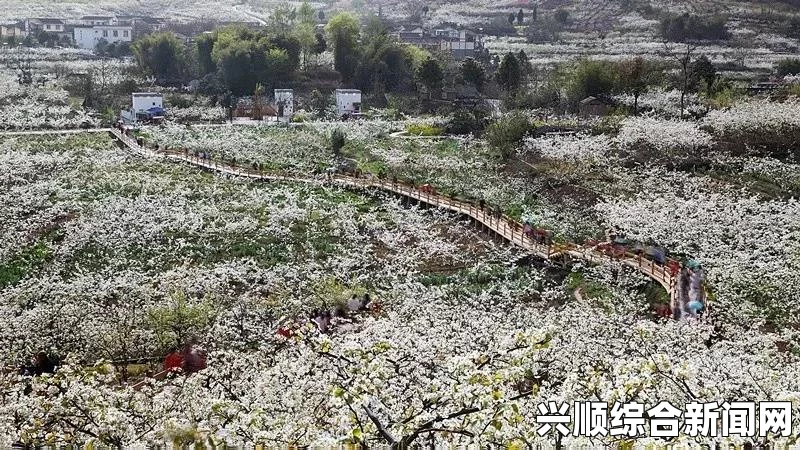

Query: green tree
330;128;346;155
269;5;294;36
692;54;717;97
660;13;729;42
508;13;516;25
496;52;522;92
525;17;562;43
416;57;444;99
461;58;486;91
326;12;360;82
565;59;617;106
555;9;570;24
405;45;432;72
617;57;662;114
517;49;533;78
310;89;329;116
196;33;216;76
517;9;525;24
209;27;298;95
485;112;534;160
132;32;187;83
293;22;317;68
355;22;415;94
214;40;253;94
146;291;217;351
298;0;315;24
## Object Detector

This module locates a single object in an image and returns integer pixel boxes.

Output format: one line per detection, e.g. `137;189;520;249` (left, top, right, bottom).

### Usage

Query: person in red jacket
163;349;184;372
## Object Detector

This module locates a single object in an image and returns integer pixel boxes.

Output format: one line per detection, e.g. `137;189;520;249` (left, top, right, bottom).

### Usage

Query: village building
25;18;66;34
73;24;133;49
274;89;294;121
439;30;480;60
79;16;117;26
0;21;27;39
579;96;611;117
441;85;481;103
335;89;362;118
115;15;166;36
393;26;483;60
120;93;165;124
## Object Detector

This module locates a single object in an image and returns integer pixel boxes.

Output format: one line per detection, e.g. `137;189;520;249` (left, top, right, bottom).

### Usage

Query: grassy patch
406;123;444;136
566;272;610;299
0;233;59;289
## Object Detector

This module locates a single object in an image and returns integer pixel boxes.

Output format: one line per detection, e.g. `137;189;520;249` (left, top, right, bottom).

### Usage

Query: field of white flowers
1;0;800;443
2;129;800;446
0;0;320;22
0;70;98;130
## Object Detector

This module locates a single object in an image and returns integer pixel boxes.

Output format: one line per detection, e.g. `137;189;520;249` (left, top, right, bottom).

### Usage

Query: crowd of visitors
680;261;706;317
522;221;554;245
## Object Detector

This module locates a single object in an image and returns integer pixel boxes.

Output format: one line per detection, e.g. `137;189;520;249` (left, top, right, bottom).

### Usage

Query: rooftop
31;18;66;24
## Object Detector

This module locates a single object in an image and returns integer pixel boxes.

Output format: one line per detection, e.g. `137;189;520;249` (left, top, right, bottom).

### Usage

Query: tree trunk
680;89;685;120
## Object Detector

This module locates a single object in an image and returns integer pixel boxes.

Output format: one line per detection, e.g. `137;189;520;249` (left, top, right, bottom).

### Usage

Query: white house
121;93;164;123
73;25;132;50
335;89;362;117
25;18;66;34
132;93;162;111
274;89;294;121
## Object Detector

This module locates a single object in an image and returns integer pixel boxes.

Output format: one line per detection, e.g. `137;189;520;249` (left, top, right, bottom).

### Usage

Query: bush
481;16;518;36
167;94;193;109
330;128;346;155
554;9;570;24
485;112;535;159
292;111;309;123
777;58;800;76
564;59;618;108
405;122;443;136
446;110;488;135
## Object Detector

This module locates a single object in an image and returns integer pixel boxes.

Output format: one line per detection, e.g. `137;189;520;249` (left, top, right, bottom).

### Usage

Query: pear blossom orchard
3;0;800;445
2;99;800;445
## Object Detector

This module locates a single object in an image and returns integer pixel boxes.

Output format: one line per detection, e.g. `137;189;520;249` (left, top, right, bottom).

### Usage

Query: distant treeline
660;13;731;42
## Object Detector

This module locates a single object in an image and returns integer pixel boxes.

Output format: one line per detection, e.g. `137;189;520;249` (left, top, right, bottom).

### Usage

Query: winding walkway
107;128;684;306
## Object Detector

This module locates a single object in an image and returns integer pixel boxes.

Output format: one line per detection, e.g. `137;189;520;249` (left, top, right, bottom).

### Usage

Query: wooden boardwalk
108;128;681;304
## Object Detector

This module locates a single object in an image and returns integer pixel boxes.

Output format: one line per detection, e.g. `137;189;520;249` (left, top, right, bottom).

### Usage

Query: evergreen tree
416;57;444;99
461;58;486;91
496;52;522;92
